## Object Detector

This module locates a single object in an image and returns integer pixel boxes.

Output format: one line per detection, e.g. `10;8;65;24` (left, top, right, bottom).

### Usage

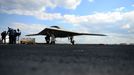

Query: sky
0;0;134;44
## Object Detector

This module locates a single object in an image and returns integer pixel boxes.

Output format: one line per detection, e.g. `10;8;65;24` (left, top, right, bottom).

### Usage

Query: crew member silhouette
13;30;17;44
1;31;7;44
8;27;14;44
45;32;50;44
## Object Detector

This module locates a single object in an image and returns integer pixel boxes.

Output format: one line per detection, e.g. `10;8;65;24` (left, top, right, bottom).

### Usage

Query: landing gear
71;40;75;45
69;36;75;45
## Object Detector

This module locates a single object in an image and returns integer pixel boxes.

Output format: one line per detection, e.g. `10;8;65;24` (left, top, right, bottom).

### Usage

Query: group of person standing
1;27;21;44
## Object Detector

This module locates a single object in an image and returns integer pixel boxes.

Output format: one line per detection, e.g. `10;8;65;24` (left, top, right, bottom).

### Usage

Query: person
1;31;7;44
45;32;50;44
13;30;17;44
7;27;14;44
16;29;21;44
50;34;56;44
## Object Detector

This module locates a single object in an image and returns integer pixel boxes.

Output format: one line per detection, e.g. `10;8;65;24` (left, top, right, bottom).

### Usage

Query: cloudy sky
0;0;134;44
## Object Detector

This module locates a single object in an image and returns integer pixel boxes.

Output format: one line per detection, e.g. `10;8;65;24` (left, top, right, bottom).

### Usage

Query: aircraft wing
26;34;39;36
77;33;106;36
26;28;106;37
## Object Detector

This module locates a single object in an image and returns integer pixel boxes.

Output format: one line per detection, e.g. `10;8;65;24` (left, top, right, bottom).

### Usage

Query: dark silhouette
13;30;17;44
7;27;21;44
51;26;60;29
69;36;75;45
45;32;50;44
26;26;106;45
1;31;7;44
8;27;14;44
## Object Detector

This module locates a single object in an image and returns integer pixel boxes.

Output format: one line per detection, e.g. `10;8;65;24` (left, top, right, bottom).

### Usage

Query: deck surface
0;44;134;75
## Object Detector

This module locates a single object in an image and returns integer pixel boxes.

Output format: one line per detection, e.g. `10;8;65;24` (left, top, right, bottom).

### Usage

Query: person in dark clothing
1;31;7;44
45;32;50;44
8;27;14;44
13;30;17;44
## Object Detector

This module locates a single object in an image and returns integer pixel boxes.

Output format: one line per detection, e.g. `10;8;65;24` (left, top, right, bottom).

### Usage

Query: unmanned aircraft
26;26;106;45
